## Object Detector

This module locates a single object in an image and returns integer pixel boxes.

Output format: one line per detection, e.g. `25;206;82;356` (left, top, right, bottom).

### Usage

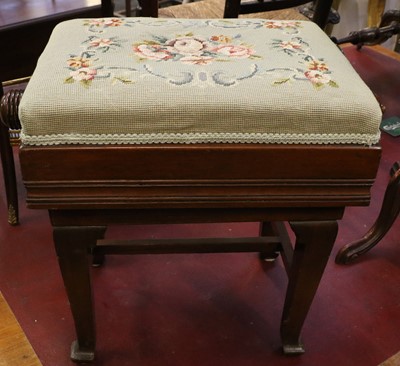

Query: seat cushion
158;0;308;21
19;18;382;146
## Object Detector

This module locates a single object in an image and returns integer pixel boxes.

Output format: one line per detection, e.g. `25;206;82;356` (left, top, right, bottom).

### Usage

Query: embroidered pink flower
85;19;105;27
212;45;254;58
90;38;112;48
264;21;300;29
304;70;331;84
70;68;97;81
279;41;302;50
134;44;173;60
67;57;92;68
180;56;214;65
104;18;124;27
166;37;209;56
308;60;329;71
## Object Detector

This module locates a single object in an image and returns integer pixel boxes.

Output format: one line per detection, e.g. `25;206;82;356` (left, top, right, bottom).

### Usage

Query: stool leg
53;226;106;362
281;220;338;354
259;222;280;261
336;161;400;264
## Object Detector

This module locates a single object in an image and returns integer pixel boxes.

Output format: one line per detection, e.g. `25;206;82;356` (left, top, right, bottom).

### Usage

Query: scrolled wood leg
335;161;400;265
53;225;106;362
281;220;338;354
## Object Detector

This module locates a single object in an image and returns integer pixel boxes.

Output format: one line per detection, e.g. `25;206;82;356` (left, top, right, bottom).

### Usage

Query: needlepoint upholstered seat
20;18;381;145
18;17;382;363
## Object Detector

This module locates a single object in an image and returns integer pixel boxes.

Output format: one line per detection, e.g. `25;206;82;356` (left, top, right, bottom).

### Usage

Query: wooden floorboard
0;292;42;366
380;351;400;366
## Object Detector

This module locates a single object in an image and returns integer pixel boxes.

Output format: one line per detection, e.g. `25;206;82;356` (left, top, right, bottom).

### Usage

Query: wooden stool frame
20;143;381;362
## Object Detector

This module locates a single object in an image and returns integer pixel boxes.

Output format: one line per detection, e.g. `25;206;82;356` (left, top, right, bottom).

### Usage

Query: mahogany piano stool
18;18;382;362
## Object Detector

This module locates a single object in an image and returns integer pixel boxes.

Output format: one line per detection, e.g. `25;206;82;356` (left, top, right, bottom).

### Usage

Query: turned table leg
281;220;338;354
0;122;18;225
53;226;106;362
336;161;400;265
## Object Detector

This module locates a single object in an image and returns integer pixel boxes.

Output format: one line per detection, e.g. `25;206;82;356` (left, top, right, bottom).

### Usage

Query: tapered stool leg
281;220;338;354
53;226;106;362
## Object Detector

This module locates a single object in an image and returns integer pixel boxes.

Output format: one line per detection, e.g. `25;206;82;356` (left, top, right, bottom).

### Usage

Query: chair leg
281;220;338;354
0;122;19;225
53;226;106;362
335;161;400;264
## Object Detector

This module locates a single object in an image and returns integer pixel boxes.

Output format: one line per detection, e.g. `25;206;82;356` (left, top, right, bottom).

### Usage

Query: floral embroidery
271;37;309;55
268;36;339;89
133;33;260;65
83;18;134;33
264;21;302;30
84;36;123;52
62;19;338;89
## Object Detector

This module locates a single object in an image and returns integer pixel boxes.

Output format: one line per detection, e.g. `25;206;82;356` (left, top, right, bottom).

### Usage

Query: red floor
1;46;400;365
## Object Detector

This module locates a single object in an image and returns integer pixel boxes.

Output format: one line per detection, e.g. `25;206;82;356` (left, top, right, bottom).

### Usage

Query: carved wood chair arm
0;89;24;130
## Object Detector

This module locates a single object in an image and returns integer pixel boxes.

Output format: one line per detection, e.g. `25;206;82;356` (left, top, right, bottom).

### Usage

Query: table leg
53;226;106;362
336;161;400;264
281;220;338;354
0;122;18;225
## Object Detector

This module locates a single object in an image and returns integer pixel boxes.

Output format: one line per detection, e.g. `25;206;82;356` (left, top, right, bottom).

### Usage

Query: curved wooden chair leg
0;89;23;225
335;161;400;264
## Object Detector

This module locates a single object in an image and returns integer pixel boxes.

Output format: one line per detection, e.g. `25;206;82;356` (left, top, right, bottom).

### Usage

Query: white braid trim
20;131;381;146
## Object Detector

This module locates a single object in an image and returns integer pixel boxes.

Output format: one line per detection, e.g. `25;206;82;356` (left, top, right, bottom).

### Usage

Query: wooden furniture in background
336;45;400;264
368;0;386;27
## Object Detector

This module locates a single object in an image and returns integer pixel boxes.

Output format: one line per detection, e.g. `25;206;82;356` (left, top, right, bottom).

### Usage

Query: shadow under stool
18;18;382;362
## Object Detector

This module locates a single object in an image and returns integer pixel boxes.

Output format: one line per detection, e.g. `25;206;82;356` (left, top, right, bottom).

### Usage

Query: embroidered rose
279;41;302;50
67;57;92;68
264;21;301;29
90;38;113;48
212;45;254;58
304;70;331;84
134;44;173;60
84;19;105;27
165;37;209;56
104;18;124;27
70;68;97;81
307;59;329;71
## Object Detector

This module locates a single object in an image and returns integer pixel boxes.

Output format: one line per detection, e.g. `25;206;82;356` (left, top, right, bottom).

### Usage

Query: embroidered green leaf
328;80;339;88
113;77;135;84
313;82;324;90
80;79;92;88
273;78;290;85
64;77;74;84
142;40;160;45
